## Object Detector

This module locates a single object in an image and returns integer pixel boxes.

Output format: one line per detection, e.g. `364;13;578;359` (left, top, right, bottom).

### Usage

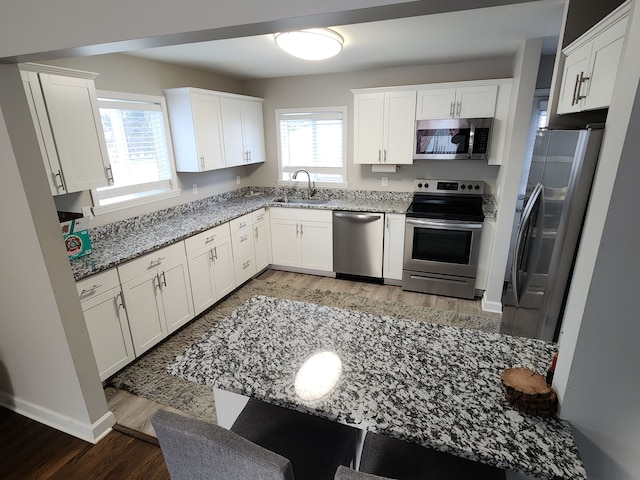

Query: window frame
275;106;348;188
91;90;180;215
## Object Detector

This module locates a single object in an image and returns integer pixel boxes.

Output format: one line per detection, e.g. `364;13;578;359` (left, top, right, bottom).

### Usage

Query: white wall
553;1;640;478
0;65;113;442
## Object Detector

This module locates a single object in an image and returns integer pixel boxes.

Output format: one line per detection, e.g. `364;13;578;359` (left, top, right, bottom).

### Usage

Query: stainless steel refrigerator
501;126;604;341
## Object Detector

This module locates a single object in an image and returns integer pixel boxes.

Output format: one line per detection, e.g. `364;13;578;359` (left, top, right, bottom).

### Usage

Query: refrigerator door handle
512;183;543;307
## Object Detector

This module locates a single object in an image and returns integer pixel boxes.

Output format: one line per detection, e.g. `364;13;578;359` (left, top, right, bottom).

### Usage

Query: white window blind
93;92;178;211
277;107;347;185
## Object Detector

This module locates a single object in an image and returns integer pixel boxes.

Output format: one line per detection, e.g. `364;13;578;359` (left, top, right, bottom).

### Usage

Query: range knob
474;184;480;190
460;184;466;189
467;184;473;190
417;183;423;189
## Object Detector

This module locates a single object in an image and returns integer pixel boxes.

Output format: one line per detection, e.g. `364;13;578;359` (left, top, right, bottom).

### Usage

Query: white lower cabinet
185;223;236;316
383;213;406;282
118;242;194;356
270;208;333;272
253;209;271;272
77;269;134;381
475;218;496;292
231;212;257;285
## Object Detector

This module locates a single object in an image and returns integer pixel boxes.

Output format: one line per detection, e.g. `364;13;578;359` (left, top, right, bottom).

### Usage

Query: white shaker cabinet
76;269;134;381
353;90;416;165
416;84;498;120
20;65;112;195
164;88;226;172
270;208;333;273
557;2;629;114
382;213;406;283
118;242;194;356
220;96;266;167
185;222;235;316
230;212;257;285
253;208;271;272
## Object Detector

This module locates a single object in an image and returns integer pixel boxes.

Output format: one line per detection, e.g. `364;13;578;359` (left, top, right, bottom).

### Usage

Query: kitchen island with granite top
168;295;586;480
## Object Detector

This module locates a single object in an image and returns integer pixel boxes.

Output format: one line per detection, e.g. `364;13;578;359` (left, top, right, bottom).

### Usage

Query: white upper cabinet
557;1;630;114
416;84;498;119
165;88;226;172
220;96;265;167
353;90;416;165
20;65;112;195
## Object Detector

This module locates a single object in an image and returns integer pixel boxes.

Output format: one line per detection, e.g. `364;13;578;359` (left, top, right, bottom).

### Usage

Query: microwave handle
467;122;476;159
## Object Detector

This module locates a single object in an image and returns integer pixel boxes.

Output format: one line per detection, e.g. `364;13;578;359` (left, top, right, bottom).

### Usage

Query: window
276;107;347;186
92;91;179;213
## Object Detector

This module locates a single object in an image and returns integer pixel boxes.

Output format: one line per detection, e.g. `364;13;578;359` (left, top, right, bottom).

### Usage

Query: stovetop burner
407;179;485;222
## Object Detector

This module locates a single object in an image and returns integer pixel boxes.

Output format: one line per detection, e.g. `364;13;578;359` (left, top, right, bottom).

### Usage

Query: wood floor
1;270;501;478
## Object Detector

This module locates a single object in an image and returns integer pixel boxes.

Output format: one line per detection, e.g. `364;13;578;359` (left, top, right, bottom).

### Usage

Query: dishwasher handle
333;212;382;222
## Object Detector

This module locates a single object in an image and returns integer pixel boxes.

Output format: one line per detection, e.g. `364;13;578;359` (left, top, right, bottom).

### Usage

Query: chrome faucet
292;169;316;199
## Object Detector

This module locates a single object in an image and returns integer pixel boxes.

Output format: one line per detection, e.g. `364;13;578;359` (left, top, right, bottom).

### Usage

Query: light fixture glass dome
274;28;343;61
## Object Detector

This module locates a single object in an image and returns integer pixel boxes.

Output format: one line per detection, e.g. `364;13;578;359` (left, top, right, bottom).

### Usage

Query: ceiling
125;1;565;80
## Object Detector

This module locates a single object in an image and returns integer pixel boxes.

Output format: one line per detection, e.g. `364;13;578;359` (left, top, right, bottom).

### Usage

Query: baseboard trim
0;390;115;443
482;295;503;314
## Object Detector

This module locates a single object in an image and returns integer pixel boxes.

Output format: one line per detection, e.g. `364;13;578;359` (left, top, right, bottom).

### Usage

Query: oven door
403;217;483;277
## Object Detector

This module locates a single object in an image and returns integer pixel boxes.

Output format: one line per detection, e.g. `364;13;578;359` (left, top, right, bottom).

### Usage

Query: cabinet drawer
268;207;332;223
234;253;256;285
184;222;230;254
230;213;252;233
117;241;186;282
232;229;255;260
77;268;120;300
252;208;267;224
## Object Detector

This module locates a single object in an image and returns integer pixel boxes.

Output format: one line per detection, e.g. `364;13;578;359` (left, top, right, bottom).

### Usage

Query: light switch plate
381;176;389;187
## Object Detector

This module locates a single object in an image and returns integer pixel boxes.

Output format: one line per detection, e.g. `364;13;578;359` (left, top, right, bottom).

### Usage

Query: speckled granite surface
70;187;497;281
169;295;585;480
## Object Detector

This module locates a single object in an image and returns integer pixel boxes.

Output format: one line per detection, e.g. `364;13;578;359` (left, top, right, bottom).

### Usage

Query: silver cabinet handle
154;273;161;289
300;224;304;235
449;102;455;117
54;170;66;192
200;155;205;170
115;291;125;310
105;165;114;185
456;101;462;117
160;271;167;287
205;234;216;243
240;234;248;243
209;249;214;263
296;223;299;236
571;74;581;106
576;71;590;103
383;149;387;163
80;284;102;297
378;150;382;163
149;257;165;268
213;246;218;260
254;226;259;239
243;260;251;269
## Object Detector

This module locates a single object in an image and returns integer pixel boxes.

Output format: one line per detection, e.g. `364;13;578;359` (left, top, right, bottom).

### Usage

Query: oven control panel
413;179;484;195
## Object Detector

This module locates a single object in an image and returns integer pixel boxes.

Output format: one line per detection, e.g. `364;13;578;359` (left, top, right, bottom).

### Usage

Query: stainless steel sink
272;197;330;205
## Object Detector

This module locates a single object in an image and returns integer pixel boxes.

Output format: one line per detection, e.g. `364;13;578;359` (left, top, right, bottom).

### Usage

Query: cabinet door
383;213;406;281
81;287;134;380
121;270;166;356
384;91;417;165
353;93;385;164
220;98;246;167
455;85;498;118
416;88;457;119
241;100;265;164
212;236;236;298
270;218;302;267
557;43;592;114
21;71;64;195
187;245;217;315
38;73;111;193
254;220;271;272
583;16;627;111
300;221;333;272
160;257;194;334
192;93;226;170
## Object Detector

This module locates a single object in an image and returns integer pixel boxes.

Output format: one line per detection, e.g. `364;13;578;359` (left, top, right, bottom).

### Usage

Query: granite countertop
70;187;497;281
169;295;585;480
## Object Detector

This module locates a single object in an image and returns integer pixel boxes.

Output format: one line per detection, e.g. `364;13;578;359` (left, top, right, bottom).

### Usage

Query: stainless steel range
402;179;485;299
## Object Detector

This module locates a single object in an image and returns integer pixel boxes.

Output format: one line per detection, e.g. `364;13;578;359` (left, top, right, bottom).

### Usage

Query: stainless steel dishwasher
333;211;384;279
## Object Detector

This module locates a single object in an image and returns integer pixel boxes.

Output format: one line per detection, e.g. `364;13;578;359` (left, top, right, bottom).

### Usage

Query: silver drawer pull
149;257;165;267
243;260;251;269
205;235;216;243
80;284;102;296
241;234;248;242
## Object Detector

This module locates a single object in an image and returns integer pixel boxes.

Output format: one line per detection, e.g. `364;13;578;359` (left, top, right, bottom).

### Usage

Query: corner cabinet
118;242;194;356
557;1;630;114
165;88;265;171
270;207;333;273
416;84;498;120
76;269;135;381
20;64;112;195
353;90;416;165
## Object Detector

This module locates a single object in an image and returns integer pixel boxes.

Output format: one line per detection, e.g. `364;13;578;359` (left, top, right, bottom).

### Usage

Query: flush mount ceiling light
274;28;344;61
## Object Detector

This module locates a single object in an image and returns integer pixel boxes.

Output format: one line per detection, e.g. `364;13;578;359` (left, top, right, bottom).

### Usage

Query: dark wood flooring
0;407;169;479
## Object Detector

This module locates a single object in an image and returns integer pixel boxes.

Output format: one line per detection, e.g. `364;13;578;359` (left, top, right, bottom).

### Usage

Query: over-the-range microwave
414;117;493;161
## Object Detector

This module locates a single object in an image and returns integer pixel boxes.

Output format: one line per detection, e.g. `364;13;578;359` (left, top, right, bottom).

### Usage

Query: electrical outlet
192;184;198;195
381;176;389;187
236;175;241;185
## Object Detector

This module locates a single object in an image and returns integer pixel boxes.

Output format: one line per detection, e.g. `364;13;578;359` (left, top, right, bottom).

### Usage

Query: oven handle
406;218;483;230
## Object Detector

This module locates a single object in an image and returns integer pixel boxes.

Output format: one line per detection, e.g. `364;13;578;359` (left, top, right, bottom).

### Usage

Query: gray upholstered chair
358;431;506;480
334;465;394;480
230;398;359;480
152;398;359;480
151;409;294;480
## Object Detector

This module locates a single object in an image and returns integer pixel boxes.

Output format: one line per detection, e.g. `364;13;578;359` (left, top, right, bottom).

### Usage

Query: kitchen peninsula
168;294;585;480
